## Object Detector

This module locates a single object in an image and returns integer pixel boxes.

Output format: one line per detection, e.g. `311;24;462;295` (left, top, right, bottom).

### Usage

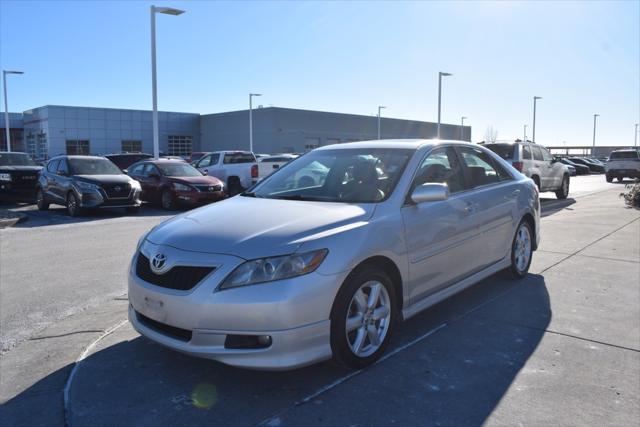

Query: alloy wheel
345;281;392;358
67;194;77;216
514;224;532;274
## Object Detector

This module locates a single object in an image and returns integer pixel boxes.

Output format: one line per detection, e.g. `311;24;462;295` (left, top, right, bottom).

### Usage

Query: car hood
146;196;376;259
75;174;134;185
171;175;223;185
0;165;42;172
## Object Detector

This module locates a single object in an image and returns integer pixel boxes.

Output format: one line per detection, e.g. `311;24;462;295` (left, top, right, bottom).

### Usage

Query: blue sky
1;0;638;146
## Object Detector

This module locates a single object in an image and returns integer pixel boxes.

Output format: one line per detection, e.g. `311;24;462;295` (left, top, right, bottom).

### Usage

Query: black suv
105;153;153;171
0;152;43;202
36;155;142;216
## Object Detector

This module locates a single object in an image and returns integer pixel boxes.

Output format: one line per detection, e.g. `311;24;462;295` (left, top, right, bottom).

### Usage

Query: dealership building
1;105;470;160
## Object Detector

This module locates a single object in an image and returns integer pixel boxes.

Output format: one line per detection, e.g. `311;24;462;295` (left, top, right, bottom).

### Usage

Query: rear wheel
505;220;533;279
555;175;569;199
606;174;613;183
330;266;397;369
66;192;83;217
36;188;49;211
227;177;242;196
617;177;624;182
532;176;541;192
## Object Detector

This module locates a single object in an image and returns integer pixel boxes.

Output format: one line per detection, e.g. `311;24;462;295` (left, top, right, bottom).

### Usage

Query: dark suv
0;152;43;202
36;155;142;216
105;153;153;171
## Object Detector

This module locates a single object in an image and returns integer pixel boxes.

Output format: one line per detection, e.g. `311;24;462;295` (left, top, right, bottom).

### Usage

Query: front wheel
555;175;569;199
66;192;83;217
617;177;624;183
505;220;533;279
161;190;175;210
606;174;613;183
330;266;397;369
36;188;49;211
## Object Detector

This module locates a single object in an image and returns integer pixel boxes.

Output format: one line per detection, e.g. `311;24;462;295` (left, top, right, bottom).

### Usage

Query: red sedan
127;159;225;210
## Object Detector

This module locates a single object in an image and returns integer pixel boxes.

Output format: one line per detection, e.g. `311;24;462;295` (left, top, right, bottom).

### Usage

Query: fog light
257;335;272;346
224;334;272;349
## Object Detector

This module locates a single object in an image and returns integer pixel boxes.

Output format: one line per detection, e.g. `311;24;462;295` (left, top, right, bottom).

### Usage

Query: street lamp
634;123;638;147
524;124;528;142
377;106;386;140
532;96;542;143
592;114;599;152
437;71;452;139
3;70;24;152
249;93;262;152
150;5;185;159
460;116;467;140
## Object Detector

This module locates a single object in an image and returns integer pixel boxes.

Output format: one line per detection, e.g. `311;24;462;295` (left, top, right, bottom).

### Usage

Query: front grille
102;183;131;198
136;253;215;291
8;171;39;190
136;311;192;342
194;184;222;192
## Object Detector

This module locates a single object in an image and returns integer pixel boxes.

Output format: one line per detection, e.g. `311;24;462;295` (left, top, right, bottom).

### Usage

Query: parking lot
1;174;639;426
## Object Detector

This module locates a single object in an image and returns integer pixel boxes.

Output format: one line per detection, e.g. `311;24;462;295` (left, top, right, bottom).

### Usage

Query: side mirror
202;169;208;175
411;183;449;204
122;169;128;174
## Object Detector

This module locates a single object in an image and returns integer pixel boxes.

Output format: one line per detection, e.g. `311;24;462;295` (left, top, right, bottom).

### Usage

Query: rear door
127;163;148;200
531;145;551;190
140;164;162;201
42;159;60;202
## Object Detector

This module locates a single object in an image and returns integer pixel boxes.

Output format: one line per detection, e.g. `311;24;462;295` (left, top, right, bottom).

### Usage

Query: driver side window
57;159;69;175
411;147;465;194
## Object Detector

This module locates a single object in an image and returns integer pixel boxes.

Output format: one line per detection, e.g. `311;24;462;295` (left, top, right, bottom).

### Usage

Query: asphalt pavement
1;175;638;426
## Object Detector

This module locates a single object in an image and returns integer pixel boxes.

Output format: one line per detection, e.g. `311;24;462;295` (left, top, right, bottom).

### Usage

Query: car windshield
223;152;255;164
0;152;38;166
68;158;122;175
484;144;515;160
610;151;639;160
247;148;413;203
157;163;202;177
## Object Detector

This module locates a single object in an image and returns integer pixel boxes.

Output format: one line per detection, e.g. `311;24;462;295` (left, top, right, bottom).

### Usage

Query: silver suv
484;141;570;199
605;149;640;182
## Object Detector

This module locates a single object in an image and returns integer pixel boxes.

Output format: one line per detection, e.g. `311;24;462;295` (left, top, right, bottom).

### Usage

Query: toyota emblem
151;253;167;272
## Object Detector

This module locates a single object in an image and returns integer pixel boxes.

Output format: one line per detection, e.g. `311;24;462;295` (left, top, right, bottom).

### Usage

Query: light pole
634;123;638;147
150;5;184;159
532;96;542;143
524;124;528;142
592;114;599;153
3;70;24;152
377;106;386;140
460;116;466;140
437;71;452;139
249;93;262;152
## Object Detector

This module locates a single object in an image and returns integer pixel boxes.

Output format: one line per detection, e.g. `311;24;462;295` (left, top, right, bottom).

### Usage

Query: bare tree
484;126;498;143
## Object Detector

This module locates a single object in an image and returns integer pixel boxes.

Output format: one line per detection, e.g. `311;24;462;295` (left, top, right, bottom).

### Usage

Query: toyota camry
128;140;540;370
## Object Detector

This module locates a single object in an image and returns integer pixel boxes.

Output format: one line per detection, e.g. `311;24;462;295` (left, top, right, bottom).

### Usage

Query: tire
617;177;624;183
505;220;533;279
606;174;613;183
161;190;175;210
66;192;83;217
532;176;541;192
330;265;397;369
555;175;569;199
36;188;49;211
227;177;242;196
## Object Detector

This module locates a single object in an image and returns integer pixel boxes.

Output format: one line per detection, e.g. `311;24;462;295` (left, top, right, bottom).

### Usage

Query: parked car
36;155;142;216
564;164;577;176
127;159;225;209
194;151;258;195
257;154;298;180
0;152;43;202
568;157;605;173
484;141;570;199
605;149;640;182
105;153;153;172
559;158;590;175
129;140;540;370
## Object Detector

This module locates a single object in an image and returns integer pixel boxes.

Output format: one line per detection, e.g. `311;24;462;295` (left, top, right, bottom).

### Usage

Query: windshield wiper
268;194;326;201
241;191;262;198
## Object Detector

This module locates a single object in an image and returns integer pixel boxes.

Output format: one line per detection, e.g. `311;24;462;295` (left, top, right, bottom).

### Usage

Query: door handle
506;189;520;200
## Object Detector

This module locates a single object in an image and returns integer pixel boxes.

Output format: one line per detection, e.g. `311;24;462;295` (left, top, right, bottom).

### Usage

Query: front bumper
174;190;225;206
79;188;142;209
0;184;36;202
128;241;346;370
606;169;640;178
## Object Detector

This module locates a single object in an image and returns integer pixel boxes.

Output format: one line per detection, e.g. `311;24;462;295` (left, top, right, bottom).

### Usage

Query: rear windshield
609;151;639;160
68;158;123;175
0;153;37;166
223;153;256;164
484;144;515;160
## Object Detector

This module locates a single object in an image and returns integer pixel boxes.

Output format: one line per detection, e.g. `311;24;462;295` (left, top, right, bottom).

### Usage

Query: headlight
0;173;12;181
173;182;192;191
220;249;328;290
75;181;100;192
130;180;141;190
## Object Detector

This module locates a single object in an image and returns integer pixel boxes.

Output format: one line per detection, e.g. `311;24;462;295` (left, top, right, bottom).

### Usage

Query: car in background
559;158;590;175
564;164;577;176
484;141;570;199
0;152;43;202
127;159;225;210
568;157;605;173
36;155;142;216
194;151;258;195
128;140;540;370
105;153;153;172
257;154;298;180
605;149;640;182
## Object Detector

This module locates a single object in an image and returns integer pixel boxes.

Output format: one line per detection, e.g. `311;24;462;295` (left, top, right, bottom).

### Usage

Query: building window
37;132;48;160
168;135;192;157
121;140;142;153
66;140;90;155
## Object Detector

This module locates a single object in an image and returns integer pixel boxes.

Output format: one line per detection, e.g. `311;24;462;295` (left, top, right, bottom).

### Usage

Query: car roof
611;149;639;153
52;155;108;160
315;139;478;151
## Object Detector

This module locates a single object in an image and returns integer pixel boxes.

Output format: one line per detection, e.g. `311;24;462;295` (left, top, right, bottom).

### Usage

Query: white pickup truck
194;151;258;195
605;149;640;182
257;154;298;180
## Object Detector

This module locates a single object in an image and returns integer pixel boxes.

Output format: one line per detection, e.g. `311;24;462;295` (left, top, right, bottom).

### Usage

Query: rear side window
522;145;533;160
541;147;553;161
610;151;639;160
129;163;145;175
223;153;255;164
46;159;60;172
532;146;544;161
459;147;512;188
484;144;515;160
57;159;70;175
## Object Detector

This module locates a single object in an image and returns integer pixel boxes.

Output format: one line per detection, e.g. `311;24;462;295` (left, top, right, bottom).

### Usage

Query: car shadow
2;273;550;426
540;197;576;217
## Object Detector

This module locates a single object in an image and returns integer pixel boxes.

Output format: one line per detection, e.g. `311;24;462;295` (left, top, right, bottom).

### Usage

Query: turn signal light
251;164;259;178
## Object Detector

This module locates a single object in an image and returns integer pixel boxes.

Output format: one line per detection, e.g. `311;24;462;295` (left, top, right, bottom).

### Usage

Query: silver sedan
128;140;540;370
